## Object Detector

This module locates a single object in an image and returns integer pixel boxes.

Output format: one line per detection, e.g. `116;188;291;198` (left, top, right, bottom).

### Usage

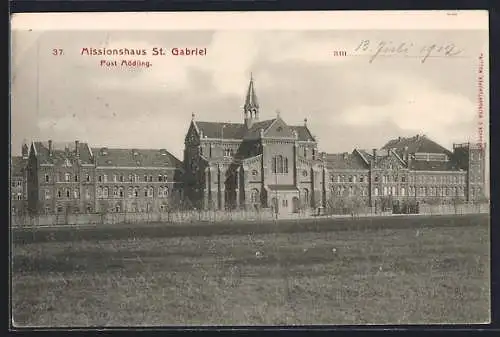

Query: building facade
25;141;183;215
10;143;29;215
184;76;488;214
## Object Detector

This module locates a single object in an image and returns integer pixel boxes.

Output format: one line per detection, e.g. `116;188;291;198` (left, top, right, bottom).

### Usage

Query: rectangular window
98;175;102;182
113;175;117;182
45;174;50;183
74;189;80;199
65;173;71;182
86;174;91;182
75;174;79;182
103;175;108;182
45;189;51;200
86;189;91;199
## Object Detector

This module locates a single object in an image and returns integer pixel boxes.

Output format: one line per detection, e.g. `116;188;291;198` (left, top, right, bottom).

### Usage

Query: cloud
339;76;477;148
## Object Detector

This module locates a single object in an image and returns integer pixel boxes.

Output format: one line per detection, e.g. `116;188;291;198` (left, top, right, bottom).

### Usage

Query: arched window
119;187;124;198
144;188;148;197
148;187;154;197
250;189;259;203
272;155;287;174
66;189;70;198
383;186;388;196
103;187;109;198
128;187;133;198
97;187;102;198
401;187;406;196
302;188;309;205
277;155;283;173
57;190;62;198
134;187;139;197
374;187;379;196
158;175;163;182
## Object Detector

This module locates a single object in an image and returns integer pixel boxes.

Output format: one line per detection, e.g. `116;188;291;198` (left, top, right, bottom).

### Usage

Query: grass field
11;214;490;327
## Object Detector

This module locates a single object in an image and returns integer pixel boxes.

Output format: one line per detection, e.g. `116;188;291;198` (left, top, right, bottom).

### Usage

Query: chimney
372;148;377;158
48;140;53;156
75;140;80;157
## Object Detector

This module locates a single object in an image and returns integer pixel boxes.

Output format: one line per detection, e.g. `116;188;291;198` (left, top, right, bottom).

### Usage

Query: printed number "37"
52;49;64;56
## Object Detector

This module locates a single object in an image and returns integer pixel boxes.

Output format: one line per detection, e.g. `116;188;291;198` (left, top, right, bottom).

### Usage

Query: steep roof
92;147;182;169
11;156;26;176
244;75;259;110
33;141;93;165
325;152;369;170
409;159;461;171
382;135;452;155
194;118;315;142
244;119;276;139
291;125;315;142
194;121;246;139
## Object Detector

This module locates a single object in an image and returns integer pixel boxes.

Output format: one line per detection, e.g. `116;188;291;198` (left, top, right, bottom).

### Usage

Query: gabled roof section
382;135;452;155
244;119;276;139
291;125;315;142
11;156;27;176
92;148;182;169
194;121;246;139
33;141;93;165
325;151;369;170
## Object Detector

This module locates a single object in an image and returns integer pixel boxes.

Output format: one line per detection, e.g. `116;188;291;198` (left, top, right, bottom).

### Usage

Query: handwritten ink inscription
354;40;463;63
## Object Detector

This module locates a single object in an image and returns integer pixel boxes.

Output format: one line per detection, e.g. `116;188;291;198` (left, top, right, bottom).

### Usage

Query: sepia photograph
10;11;490;327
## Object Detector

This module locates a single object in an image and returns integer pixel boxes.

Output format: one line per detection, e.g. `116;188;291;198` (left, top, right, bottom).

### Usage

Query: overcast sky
11;29;489;161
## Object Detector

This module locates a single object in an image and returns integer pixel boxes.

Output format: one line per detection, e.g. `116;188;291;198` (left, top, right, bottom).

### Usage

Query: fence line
10;203;489;228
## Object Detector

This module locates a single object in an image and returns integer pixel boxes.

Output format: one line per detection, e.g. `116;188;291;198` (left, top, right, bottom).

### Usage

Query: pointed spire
304;118;308;126
191;112;195;121
244;73;259;110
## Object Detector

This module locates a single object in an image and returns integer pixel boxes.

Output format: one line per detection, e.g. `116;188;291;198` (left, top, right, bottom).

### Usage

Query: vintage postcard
10;11;490;327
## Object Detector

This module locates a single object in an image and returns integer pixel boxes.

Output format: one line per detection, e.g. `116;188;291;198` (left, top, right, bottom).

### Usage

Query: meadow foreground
11;215;490;326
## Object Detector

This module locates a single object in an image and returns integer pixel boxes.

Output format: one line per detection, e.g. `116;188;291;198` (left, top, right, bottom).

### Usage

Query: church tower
244;73;259;129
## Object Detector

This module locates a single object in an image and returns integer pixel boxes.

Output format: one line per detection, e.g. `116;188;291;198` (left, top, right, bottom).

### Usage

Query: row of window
45;173;170;183
11;192;23;200
96;186;170;199
97;174;169;183
331;185;467;197
44;188;92;200
330;174;465;184
11;181;23;188
44;173;91;183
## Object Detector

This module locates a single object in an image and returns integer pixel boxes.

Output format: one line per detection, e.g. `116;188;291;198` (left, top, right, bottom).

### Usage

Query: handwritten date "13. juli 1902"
352;40;463;63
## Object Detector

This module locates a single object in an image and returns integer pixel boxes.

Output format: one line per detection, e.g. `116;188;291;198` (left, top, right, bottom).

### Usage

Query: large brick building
184;76;488;214
14;76;488;217
25;141;183;215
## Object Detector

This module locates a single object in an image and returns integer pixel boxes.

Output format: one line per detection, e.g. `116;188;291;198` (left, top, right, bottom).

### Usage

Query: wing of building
183;76;488;214
25;140;183;215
